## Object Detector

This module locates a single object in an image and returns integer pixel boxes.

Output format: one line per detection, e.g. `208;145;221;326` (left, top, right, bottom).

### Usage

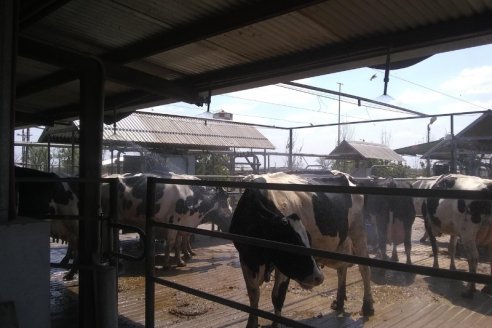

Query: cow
15;166;80;280
422;173;492;297
411;176;439;242
230;171;374;328
361;177;416;265
101;172;232;268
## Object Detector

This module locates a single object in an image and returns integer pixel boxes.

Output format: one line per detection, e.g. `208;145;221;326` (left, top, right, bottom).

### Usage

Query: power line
370;69;490;110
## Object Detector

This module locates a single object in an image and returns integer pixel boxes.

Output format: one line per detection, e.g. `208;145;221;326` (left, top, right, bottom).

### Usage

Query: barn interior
1;1;492;327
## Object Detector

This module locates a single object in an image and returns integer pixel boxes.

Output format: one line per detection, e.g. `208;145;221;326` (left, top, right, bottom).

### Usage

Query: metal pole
78;59;108;328
145;177;156;328
47;135;51;172
71;130;75;175
427;124;431;176
337;82;342;145
426;117;437;176
0;0;17;221
383;50;391;96
288;129;293;170
450;115;456;173
26;127;30;165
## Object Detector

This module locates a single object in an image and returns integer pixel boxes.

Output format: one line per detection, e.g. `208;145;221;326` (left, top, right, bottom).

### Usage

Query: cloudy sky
147;43;492;168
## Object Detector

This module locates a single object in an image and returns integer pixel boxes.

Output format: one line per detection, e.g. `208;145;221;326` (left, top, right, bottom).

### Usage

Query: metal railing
143;176;492;328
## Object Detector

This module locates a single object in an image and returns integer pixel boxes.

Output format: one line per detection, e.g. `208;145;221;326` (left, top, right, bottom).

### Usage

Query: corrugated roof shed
394;111;492;159
326;140;404;162
39;111;275;151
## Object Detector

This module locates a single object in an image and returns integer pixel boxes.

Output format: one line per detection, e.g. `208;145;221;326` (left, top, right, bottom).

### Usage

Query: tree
26;146;49;171
195;154;230;175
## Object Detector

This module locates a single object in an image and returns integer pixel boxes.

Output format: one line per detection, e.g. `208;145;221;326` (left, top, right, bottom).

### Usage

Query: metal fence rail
143;176;492;328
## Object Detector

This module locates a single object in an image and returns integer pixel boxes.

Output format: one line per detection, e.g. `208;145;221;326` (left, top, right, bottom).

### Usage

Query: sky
142;43;492;168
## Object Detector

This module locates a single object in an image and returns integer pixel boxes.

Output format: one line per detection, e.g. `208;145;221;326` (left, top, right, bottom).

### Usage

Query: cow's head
202;187;233;231
265;213;324;289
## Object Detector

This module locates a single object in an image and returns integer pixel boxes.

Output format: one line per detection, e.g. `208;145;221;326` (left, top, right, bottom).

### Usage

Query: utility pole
337;82;343;145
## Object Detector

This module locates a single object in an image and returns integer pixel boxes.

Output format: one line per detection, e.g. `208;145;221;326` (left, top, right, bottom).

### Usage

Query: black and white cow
102;172;232;267
423;173;492;297
361;178;416;264
412;176;439;242
15;166;80;280
230;171;374;328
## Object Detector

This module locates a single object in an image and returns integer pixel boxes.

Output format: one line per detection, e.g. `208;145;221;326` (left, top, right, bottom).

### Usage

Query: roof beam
17;90;158;126
187;11;492;93
17;37;203;104
104;0;328;63
20;0;73;31
16;0;326;97
103;61;203;105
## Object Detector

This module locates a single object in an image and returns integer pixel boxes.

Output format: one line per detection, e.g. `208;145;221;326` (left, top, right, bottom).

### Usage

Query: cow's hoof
177;261;186;267
183;254;192;261
362;300;375;317
449;264;456;271
390;255;399;262
245;316;258;328
481;285;492;295
461;289;475;299
330;299;344;312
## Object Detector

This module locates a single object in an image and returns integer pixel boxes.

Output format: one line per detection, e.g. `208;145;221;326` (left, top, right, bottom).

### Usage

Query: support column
0;0;17;222
450;115;456;173
78;60;116;328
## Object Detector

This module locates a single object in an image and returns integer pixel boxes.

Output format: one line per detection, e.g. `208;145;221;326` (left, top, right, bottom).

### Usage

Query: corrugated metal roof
327;140;404;162
395;111;492;160
14;0;492;127
39;111;275;150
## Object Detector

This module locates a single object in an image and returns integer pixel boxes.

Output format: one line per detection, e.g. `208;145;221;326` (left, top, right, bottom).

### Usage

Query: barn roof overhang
13;0;492;128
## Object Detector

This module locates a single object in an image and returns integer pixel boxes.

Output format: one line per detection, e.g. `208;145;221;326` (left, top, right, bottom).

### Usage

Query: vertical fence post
145;177;156;328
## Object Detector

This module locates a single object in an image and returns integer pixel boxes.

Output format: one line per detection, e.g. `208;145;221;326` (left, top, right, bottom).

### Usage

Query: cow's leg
164;230;178;268
350;218;375;316
60;242;73;265
63;249;78;281
461;238;479;298
481;243;492;295
423;215;440;268
390;243;399;262
181;233;193;261
240;260;265;328
403;219;413;265
271;270;290;328
359;265;375;316
420;230;429;243
448;235;458;271
185;234;196;257
376;213;389;260
331;266;347;312
173;233;186;267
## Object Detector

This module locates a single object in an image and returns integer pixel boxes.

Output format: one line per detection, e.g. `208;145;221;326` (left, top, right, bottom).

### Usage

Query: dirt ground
50;220;492;327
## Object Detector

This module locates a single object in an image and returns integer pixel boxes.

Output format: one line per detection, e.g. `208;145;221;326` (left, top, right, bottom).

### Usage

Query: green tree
26;146;49;171
195;154;230;175
56;147;79;174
